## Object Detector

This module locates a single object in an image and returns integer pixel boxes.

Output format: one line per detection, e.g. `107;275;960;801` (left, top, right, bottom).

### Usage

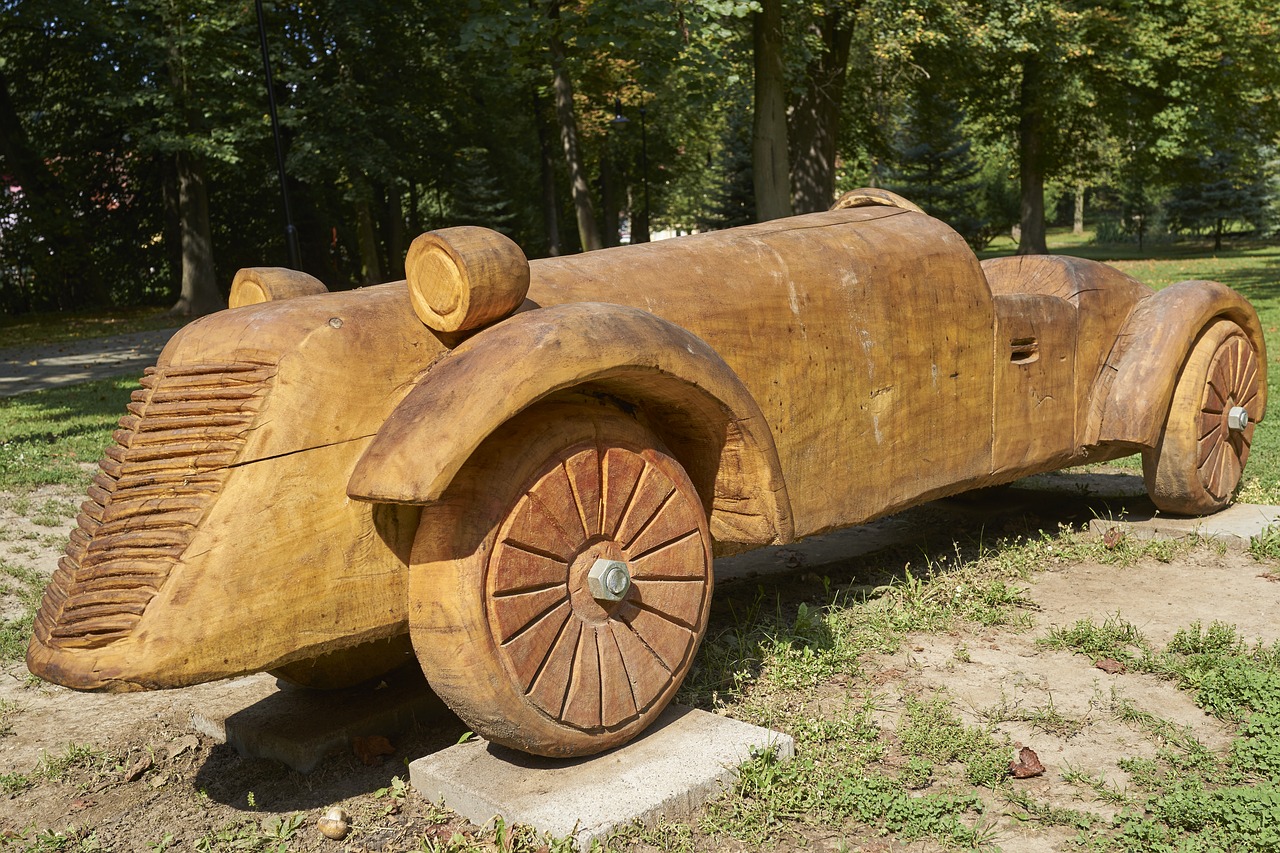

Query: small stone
317;807;351;841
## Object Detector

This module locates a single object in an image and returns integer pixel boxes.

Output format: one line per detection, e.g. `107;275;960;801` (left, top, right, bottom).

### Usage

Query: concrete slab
409;704;794;850
1088;502;1280;547
191;666;447;773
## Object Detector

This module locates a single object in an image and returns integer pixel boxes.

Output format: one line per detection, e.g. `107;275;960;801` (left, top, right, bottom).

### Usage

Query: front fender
347;302;794;549
1087;280;1268;447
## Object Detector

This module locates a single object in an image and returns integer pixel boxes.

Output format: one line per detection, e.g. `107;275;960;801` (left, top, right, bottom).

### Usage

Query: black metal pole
640;107;650;242
255;0;300;267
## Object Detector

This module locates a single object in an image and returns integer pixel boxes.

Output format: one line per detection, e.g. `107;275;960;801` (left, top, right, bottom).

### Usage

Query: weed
1249;525;1280;561
1003;788;1098;829
982;693;1087;738
30;497;77;527
193;813;304;853
1040;613;1150;664
0;771;32;793
36;743;105;783
897;696;1011;787
1059;766;1134;806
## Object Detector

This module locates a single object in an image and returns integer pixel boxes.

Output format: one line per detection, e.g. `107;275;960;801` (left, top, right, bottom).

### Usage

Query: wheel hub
588;558;632;601
1228;405;1250;432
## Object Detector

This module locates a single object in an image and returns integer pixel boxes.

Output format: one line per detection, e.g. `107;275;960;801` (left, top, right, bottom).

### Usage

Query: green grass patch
0;560;46;663
1046;617;1280;851
0;378;137;492
0;307;181;351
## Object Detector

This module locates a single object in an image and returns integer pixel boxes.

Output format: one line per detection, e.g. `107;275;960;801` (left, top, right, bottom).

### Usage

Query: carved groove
33;361;275;650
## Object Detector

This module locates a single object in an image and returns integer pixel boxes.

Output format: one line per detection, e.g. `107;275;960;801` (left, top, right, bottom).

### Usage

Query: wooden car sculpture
28;189;1267;757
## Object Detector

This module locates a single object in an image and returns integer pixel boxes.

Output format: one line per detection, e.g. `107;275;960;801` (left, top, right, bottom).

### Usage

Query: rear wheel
409;403;713;757
1144;320;1261;515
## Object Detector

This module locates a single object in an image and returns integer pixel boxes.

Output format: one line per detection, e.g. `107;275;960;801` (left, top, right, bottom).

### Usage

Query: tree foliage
1;0;1278;317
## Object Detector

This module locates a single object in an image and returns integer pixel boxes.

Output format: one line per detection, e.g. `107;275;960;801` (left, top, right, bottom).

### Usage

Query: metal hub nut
587;559;631;601
1228;406;1250;432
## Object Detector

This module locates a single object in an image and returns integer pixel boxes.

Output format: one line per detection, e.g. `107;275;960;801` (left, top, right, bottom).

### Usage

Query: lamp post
607;100;629;246
637;106;650;243
255;0;300;268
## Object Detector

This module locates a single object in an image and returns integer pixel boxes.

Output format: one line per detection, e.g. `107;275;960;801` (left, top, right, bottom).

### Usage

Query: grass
0;377;137;492
0;307;182;351
1048;617;1280;852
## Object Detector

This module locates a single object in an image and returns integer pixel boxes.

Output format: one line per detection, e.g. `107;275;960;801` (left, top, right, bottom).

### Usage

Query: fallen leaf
1096;658;1126;675
124;754;152;782
166;734;200;761
1010;746;1045;778
353;735;395;766
1102;527;1125;550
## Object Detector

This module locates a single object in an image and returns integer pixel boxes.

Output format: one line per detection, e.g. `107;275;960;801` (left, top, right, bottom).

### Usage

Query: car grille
32;360;275;650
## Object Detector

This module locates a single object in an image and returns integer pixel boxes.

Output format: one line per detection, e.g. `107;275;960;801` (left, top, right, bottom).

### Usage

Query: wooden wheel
1144;320;1260;515
409;404;713;757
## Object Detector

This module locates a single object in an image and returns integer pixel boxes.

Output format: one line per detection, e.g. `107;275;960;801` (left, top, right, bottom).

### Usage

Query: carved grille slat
33;360;274;650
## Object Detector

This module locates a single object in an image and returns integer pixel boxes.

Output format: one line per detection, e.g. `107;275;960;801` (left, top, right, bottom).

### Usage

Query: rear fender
347;302;794;549
1086;280;1268;447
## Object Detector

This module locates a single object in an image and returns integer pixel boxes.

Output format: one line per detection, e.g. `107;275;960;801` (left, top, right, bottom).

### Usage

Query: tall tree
752;0;790;221
789;5;853;214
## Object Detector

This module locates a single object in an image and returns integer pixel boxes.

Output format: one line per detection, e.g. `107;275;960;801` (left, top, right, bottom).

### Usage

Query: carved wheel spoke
485;435;711;735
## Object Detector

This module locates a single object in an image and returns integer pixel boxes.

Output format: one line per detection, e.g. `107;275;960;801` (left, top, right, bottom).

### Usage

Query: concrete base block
1088;502;1280;547
409;704;794;850
191;666;446;773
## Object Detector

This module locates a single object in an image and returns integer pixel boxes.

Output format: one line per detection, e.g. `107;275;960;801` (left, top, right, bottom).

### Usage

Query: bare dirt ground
1;477;1277;852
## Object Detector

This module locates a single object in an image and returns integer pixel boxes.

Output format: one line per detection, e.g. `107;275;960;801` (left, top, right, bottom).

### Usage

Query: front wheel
1144;320;1261;515
408;403;713;757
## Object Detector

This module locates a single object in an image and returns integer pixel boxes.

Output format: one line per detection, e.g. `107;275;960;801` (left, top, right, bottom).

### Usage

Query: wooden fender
1087;280;1268;448
348;302;794;550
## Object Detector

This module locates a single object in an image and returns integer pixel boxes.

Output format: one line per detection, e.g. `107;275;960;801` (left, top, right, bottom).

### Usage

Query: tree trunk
169;151;224;316
548;2;601;252
532;88;562;256
1073;182;1085;235
353;182;383;285
752;0;791;221
1016;55;1049;255
789;10;854;214
385;183;407;280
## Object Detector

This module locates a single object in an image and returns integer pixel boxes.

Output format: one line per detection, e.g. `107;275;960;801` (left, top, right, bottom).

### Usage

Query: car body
28;190;1268;756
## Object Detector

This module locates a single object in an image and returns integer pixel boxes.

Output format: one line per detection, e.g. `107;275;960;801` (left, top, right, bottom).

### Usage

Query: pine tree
449;147;517;236
1165;147;1273;251
886;87;988;248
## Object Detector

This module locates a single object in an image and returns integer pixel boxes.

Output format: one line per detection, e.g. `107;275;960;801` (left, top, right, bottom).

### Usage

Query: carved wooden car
28;190;1268;757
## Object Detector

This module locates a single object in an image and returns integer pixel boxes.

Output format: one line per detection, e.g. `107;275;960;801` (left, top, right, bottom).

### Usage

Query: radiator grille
33;361;275;650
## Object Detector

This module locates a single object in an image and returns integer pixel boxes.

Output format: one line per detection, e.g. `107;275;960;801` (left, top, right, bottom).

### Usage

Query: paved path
0;327;181;397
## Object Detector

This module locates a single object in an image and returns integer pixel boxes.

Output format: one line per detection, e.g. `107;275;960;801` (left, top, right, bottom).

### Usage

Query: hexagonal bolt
1228;406;1250;432
587;559;631;602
